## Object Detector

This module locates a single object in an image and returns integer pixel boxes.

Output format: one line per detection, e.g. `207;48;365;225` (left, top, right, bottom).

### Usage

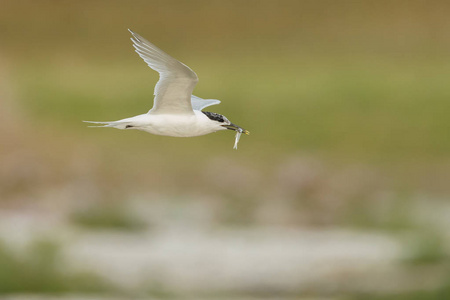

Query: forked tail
83;120;132;129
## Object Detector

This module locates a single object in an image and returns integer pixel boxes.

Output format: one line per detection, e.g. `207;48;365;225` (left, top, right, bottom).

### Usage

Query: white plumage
85;30;248;149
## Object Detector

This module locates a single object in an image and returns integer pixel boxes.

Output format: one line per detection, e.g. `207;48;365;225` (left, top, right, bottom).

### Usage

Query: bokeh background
1;0;450;299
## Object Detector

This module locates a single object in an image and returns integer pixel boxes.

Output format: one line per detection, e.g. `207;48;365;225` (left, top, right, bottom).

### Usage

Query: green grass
71;204;148;231
351;280;450;300
0;239;112;294
15;54;450;164
402;230;448;265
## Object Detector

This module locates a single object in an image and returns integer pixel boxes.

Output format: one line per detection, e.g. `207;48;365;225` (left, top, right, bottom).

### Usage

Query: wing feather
129;29;198;114
191;95;221;111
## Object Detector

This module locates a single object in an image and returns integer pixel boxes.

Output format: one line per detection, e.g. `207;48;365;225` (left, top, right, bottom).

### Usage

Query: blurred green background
1;0;450;299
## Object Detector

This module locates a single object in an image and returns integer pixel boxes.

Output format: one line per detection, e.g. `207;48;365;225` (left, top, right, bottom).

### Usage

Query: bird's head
202;111;249;135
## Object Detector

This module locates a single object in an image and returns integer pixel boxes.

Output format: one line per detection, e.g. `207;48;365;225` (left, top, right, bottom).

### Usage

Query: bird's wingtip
128;29;141;42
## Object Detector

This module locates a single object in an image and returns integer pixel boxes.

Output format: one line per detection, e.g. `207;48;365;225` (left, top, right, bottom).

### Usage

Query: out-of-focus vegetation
0;240;110;294
70;203;148;231
1;0;450;299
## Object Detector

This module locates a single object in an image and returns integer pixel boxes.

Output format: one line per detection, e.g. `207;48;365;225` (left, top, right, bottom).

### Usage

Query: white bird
84;29;249;149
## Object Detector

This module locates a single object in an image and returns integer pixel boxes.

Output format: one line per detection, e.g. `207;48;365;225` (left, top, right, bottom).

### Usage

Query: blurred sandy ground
1;0;450;299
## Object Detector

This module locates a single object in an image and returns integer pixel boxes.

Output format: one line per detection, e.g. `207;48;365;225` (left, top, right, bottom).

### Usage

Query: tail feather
83;120;131;129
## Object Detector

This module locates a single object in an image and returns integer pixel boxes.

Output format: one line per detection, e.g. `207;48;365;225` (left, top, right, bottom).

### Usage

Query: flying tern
85;30;249;149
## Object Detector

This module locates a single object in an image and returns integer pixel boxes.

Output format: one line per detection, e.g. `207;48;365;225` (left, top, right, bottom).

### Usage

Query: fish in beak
222;123;250;149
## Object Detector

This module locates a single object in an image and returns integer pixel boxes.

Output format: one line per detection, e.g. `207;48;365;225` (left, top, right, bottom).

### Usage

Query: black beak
222;123;250;135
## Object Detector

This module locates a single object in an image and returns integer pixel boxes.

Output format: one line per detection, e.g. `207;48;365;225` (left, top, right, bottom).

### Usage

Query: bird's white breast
132;111;225;137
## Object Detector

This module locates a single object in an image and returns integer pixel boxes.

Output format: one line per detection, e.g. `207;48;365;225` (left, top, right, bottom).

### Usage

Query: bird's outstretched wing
129;29;198;115
191;95;221;111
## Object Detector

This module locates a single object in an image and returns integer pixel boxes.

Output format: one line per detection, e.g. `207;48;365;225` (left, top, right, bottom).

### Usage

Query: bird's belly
140;115;218;137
